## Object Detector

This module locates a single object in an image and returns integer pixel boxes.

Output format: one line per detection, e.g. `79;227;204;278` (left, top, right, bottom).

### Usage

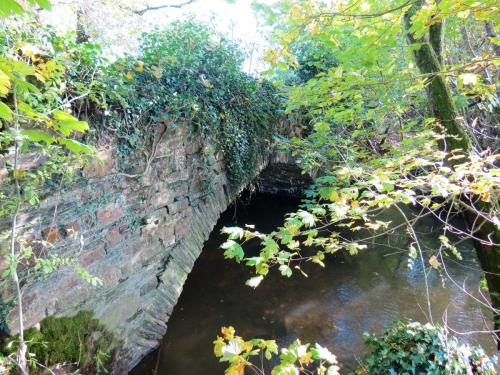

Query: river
131;192;496;374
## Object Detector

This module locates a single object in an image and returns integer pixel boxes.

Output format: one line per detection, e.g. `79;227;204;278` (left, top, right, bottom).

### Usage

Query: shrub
87;19;281;188
361;321;497;374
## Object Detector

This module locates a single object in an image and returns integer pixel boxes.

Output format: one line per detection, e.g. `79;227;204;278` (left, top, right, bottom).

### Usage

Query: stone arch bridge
0;123;310;373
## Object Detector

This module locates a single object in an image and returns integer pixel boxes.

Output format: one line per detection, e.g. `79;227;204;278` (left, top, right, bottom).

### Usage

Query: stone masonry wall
0;123;267;373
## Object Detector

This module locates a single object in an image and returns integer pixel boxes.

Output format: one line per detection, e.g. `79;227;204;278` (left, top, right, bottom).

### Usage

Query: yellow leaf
134;60;144;73
221;326;235;340
329;190;339;202
429;255;441;269
227;361;245;375
126;71;134;79
243;341;253;353
213;336;224;357
13;168;26;180
0;69;11;97
480;190;490;202
299;351;313;365
34;72;47;82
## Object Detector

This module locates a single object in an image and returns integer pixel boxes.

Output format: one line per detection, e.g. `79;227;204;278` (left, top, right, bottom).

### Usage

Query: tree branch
134;0;196;16
318;0;415;19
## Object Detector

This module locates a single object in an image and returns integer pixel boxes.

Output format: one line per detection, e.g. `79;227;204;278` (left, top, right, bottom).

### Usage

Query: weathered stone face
0;123;270;373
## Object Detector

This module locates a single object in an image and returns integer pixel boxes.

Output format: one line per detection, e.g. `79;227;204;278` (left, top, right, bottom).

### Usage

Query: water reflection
131;193;496;374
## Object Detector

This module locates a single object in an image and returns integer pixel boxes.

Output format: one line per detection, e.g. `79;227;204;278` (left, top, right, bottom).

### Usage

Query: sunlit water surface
131;193;496;374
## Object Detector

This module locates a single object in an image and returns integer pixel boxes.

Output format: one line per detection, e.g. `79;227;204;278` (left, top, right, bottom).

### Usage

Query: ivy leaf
221;338;244;360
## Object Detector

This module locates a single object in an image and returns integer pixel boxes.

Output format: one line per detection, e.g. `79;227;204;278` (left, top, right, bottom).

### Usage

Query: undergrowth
1;312;117;374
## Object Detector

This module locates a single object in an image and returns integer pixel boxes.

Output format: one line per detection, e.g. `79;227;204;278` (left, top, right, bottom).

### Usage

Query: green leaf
35;0;51;10
53;109;79;122
58;138;93;154
18;102;48;120
0;0;24;17
279;265;293;277
0;101;13;121
221;240;245;262
262;237;279;258
271;364;299;375
53;110;89;135
0;58;36;77
245;275;263;288
0;69;10;97
21;129;56;144
221;226;244;240
55;120;89;135
311;343;337;364
326;365;340;375
298;210;315;227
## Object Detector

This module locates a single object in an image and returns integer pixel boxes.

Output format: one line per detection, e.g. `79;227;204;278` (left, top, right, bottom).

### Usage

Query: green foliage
54;19;281;187
1;312;117;374
361;321;497;374
215;323;497;375
219;0;499;291
1;18;280;188
127;20;280;186
213;326;340;375
0;0;50;18
0;4;102;373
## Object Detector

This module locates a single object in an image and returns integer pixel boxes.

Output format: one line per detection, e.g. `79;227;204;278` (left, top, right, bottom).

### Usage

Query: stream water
131;192;496;374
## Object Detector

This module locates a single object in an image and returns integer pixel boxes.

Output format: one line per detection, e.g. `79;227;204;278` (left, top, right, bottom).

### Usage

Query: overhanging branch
134;0;196;16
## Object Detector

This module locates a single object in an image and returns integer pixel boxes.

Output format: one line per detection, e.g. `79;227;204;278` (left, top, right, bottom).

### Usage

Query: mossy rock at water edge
1;311;119;374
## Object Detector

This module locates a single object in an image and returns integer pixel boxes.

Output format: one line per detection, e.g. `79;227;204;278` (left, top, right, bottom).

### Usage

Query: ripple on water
130;194;497;375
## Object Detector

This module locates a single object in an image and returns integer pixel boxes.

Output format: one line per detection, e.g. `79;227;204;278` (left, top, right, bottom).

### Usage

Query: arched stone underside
0;124;308;373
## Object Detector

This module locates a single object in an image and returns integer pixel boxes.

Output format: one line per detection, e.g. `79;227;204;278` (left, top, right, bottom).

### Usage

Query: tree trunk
404;1;500;347
403;5;472;155
485;22;500;57
76;8;89;44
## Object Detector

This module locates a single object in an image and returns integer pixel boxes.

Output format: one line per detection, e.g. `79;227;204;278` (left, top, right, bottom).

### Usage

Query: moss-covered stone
1;311;118;374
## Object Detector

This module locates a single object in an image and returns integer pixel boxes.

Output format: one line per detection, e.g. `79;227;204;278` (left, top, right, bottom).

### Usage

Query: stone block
79;242;105;267
159;223;175;246
107;226;126;247
167;198;189;215
85;147;115;177
151;190;174;209
98;292;140;331
97;203;125;226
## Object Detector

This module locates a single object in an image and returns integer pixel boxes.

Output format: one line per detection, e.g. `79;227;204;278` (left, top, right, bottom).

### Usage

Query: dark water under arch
131;192;496;374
